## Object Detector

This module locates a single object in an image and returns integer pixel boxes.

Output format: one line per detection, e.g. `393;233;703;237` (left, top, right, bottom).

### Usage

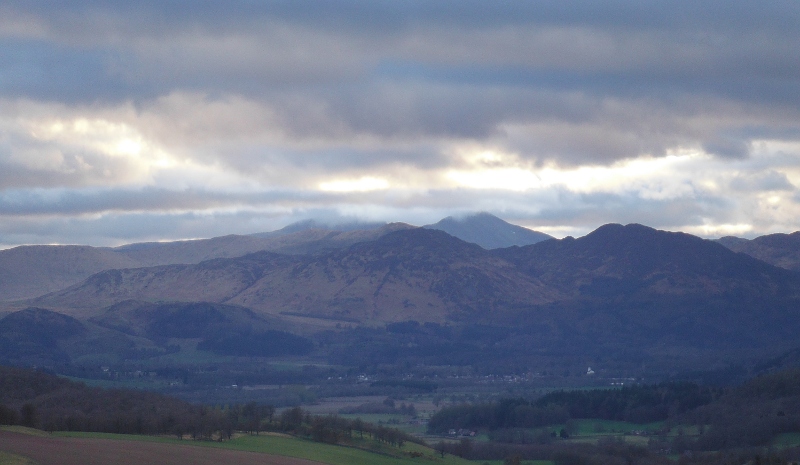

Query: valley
3;214;800;464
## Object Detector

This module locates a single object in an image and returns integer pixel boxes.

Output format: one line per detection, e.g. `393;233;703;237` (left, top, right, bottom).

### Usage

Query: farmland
0;427;480;465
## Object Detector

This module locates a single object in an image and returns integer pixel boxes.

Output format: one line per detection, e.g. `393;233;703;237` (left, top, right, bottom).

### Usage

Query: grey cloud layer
3;1;799;160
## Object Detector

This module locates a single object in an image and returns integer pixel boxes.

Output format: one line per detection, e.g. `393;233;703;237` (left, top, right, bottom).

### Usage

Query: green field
0;451;37;465
51;430;475;465
479;461;553;465
0;427;49;438
570;419;664;435
773;432;800;448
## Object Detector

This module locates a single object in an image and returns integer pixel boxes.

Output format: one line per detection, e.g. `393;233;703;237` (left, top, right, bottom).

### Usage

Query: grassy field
570;419;664;435
0;427;49;438
0;451;37;465
49;430;475;465
773;432;800;448
478;462;553;465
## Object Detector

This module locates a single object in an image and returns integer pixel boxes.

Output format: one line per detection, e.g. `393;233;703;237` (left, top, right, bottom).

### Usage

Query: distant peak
424;212;551;249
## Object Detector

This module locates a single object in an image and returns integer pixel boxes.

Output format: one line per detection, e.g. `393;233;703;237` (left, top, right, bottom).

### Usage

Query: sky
1;1;800;247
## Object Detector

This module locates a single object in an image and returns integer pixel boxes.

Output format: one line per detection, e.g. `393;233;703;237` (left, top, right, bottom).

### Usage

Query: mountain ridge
25;223;800;355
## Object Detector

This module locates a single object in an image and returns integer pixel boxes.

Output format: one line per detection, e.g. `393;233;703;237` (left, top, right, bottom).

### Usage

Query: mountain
0;300;314;366
495;223;798;294
250;218;389;237
0;246;140;302
0;308;86;363
716;231;800;271
11;222;800;379
424;212;552;249
89;300;281;339
89;300;312;357
34;228;560;323
492;223;800;349
114;223;414;264
0;223;413;302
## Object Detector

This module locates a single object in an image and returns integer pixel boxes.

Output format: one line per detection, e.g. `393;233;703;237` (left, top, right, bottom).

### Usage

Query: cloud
730;170;795;192
1;2;800;245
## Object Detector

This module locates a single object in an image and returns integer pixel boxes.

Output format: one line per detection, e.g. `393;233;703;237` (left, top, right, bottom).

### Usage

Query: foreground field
0;451;37;465
0;430;319;465
0;428;477;465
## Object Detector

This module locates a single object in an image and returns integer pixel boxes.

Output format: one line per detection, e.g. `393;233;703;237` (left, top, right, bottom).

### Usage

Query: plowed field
0;430;321;465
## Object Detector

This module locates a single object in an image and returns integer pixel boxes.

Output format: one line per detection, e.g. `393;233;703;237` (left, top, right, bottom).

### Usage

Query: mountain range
0;213;541;302
2;214;800;376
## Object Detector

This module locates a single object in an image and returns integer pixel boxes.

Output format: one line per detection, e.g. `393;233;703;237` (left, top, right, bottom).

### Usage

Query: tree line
0;365;417;449
428;381;718;433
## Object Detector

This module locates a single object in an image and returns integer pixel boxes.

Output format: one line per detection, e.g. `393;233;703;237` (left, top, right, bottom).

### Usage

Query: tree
280;407;304;432
436;441;447;458
20;403;37;428
0;404;18;425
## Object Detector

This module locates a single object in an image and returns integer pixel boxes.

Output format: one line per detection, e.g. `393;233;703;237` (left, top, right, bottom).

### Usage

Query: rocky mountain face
425;212;552;249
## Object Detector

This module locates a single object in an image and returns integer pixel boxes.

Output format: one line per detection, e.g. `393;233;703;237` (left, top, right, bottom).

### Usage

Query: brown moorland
0;430;321;465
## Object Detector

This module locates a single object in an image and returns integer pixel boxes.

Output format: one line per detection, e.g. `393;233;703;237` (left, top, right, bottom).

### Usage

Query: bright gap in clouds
446;149;704;195
319;176;390;192
26;116;177;178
